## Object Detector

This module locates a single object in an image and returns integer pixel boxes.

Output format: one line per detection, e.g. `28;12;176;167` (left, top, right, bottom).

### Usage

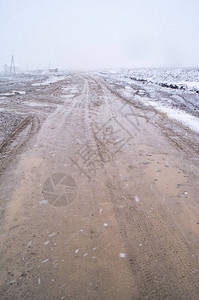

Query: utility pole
10;54;16;73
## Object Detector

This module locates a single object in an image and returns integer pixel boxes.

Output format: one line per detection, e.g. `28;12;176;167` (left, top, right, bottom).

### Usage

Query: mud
0;73;199;299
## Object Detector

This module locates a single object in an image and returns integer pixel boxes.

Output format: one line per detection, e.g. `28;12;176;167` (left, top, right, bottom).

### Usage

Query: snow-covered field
100;68;199;92
93;68;199;134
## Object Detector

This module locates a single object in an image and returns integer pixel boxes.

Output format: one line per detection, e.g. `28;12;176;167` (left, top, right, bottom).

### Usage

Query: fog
0;0;199;70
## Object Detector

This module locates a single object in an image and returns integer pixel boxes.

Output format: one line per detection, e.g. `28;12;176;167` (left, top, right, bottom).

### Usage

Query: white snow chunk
135;196;139;203
48;232;56;238
27;241;32;248
119;253;126;258
13;90;26;95
39;200;48;206
7;280;16;285
42;258;49;263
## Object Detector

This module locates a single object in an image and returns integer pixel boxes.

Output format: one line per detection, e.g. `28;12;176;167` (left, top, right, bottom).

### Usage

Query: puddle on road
22;152;43;169
144;154;187;195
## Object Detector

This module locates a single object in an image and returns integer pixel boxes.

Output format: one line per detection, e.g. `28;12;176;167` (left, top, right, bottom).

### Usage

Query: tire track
0;115;41;173
104;162;199;299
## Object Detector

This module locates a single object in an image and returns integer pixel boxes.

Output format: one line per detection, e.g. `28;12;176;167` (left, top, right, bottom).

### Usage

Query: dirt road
0;74;199;299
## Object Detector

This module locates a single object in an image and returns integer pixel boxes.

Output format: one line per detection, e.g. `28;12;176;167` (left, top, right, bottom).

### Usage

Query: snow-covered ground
32;75;66;86
102;68;199;92
93;68;199;134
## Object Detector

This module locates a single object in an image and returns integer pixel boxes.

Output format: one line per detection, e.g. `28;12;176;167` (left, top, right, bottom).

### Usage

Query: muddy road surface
0;73;199;299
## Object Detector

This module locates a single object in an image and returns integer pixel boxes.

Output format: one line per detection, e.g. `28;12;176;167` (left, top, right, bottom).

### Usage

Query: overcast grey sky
0;0;199;70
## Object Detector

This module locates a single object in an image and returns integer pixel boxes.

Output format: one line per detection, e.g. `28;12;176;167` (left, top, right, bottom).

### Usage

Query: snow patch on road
32;76;66;86
0;90;26;96
39;200;49;205
24;102;50;107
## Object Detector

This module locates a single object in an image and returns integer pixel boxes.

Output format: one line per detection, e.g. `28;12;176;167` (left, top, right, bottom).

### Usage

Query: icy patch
44;240;49;246
103;223;108;227
75;248;79;254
